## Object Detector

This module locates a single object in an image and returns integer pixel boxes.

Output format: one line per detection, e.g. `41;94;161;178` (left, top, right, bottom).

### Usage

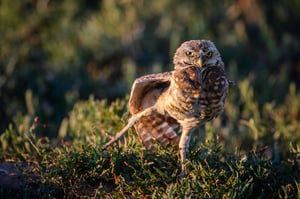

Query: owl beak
196;57;203;67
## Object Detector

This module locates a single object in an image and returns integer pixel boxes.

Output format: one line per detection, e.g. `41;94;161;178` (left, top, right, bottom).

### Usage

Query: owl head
173;40;222;70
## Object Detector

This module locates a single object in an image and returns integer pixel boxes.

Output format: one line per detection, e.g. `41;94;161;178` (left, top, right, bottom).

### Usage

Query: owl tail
135;113;179;153
101;106;179;151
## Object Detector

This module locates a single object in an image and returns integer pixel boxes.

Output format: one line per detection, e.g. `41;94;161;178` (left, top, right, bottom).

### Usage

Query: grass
1;80;300;198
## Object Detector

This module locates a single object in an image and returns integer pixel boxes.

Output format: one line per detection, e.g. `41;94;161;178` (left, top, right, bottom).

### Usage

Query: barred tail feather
135;114;179;152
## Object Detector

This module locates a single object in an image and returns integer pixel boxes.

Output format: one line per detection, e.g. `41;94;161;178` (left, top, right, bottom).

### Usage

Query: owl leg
179;120;199;177
101;106;157;150
179;129;192;177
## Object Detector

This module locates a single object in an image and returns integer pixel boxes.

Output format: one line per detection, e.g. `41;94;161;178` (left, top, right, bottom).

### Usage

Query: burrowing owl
102;40;233;176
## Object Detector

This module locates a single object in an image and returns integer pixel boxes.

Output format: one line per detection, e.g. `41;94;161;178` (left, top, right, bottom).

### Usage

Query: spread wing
129;71;172;114
128;71;179;152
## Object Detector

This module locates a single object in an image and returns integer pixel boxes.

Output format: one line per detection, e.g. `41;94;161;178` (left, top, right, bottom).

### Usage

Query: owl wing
129;71;172;114
128;71;179;152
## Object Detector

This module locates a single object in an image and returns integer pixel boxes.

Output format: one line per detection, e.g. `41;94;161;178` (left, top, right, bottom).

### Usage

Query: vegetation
0;0;300;198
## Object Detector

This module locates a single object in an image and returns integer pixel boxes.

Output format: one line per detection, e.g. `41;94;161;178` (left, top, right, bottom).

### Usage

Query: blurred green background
0;0;299;143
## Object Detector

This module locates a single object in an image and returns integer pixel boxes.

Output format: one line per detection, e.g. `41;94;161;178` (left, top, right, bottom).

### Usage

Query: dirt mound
0;162;43;198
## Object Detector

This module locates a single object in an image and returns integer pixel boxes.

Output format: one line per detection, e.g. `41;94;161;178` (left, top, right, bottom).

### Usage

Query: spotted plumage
102;40;234;176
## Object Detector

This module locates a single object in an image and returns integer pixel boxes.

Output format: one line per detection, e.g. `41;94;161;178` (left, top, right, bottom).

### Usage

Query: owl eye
206;51;213;58
185;51;195;57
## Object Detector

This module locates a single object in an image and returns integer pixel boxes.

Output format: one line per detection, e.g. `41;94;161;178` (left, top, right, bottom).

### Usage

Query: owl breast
163;65;229;122
199;65;229;120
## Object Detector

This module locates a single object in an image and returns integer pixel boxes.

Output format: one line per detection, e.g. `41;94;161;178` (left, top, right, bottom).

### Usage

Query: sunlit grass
1;81;300;198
